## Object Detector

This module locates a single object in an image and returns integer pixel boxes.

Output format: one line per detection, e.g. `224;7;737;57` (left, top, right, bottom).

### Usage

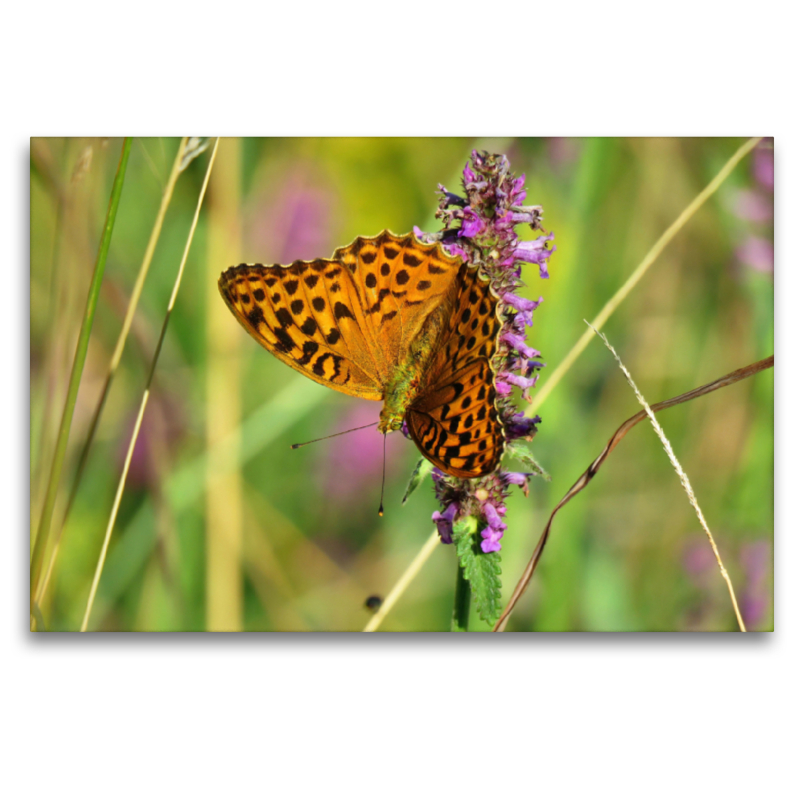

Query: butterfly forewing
219;259;383;400
333;232;463;370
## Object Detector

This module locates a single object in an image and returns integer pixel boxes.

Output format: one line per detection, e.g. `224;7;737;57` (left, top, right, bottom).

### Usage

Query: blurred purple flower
736;236;773;274
248;169;336;264
318;401;403;503
546;137;580;172
683;541;717;582
731;189;773;223
121;392;185;490
733;140;773;277
684;538;772;629
740;541;772;628
753;143;774;191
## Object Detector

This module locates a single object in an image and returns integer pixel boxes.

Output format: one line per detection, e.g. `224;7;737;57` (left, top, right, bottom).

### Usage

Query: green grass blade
30;137;132;614
33;138;189;609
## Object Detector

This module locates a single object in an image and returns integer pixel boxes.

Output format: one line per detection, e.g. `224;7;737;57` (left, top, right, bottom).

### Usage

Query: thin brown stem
493;355;773;632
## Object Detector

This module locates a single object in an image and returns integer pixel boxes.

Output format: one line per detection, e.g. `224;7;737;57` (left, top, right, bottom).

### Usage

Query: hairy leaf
452;517;502;624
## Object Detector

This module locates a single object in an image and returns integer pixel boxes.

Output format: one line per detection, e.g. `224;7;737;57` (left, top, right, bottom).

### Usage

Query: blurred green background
29;137;773;632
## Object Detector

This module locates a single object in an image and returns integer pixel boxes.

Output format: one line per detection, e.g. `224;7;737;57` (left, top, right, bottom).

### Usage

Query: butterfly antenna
290;422;376;449
378;433;387;517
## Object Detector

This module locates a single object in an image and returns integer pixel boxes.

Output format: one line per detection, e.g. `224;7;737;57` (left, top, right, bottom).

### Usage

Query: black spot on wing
334;302;355;320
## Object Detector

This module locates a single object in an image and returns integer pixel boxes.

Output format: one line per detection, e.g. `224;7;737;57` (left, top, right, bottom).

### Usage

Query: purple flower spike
425;150;554;554
432;502;459;544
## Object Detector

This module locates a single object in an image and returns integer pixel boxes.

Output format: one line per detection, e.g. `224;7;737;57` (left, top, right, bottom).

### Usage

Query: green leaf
506;440;551;481
402;457;433;504
451;517;502;625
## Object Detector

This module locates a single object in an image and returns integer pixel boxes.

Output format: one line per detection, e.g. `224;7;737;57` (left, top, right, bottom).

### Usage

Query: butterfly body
219;231;505;478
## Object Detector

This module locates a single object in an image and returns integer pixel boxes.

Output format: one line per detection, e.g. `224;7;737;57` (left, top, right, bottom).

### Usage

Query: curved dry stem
493;355;773;632
80;139;219;632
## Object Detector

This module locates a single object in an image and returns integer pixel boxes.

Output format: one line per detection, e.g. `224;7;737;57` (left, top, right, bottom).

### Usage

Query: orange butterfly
219;231;504;478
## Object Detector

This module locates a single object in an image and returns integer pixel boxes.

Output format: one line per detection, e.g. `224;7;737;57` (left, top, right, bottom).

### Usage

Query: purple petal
479;524;504;553
506;413;540;439
514;234;555;278
443;242;469;261
459;208;485;238
501;332;540;360
499;371;537;391
482;501;507;531
432;502;459;544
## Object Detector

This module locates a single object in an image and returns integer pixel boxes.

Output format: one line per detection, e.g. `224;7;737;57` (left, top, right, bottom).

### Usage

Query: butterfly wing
407;267;505;478
219;258;385;400
332;231;463;373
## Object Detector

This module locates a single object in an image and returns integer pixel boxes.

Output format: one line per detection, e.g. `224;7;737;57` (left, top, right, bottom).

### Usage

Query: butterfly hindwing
219;259;384;400
407;358;504;478
408;265;505;477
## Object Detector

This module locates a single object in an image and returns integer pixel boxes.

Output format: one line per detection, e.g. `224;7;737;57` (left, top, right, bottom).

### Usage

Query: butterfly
218;231;504;478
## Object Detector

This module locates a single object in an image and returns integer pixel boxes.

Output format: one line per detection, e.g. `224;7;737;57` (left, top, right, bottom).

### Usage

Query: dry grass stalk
587;324;747;632
80;139;219;632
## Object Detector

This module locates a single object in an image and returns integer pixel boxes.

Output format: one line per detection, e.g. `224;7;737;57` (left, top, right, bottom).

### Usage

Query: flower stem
451;562;471;632
30;137;132;618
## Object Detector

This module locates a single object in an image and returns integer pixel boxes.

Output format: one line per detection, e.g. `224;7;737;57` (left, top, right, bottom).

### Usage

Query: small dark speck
365;595;383;612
